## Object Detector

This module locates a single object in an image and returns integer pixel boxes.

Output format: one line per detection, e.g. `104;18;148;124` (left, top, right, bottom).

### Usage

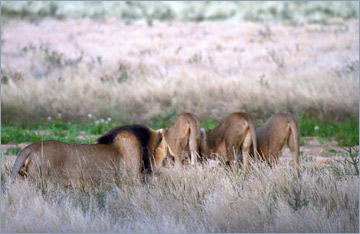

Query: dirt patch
280;136;354;165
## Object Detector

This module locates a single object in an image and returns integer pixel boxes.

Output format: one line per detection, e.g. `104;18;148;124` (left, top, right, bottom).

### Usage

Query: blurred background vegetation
1;1;359;146
2;1;359;23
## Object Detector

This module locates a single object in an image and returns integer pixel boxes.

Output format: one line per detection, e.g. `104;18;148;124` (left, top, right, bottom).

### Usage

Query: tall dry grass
1;155;358;233
1;19;359;123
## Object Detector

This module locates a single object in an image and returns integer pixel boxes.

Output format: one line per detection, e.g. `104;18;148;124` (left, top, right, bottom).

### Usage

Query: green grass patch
2;122;100;144
200;117;219;130
1;116;137;144
1;126;43;144
1;115;358;146
299;114;358;147
3;146;22;155
326;148;338;154
299;137;307;147
147;111;176;130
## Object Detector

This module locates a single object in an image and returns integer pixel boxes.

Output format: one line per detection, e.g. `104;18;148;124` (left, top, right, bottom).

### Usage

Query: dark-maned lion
160;113;202;165
253;113;300;170
200;112;257;168
10;124;166;185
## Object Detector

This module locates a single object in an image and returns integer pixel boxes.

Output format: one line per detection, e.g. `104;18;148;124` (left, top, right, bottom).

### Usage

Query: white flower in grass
95;120;100;125
314;126;319;131
101;119;105;123
47;116;52;121
88;113;92;119
107;117;111;122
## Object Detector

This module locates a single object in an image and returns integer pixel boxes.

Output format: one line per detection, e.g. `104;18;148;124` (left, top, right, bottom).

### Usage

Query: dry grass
1;154;358;233
1;6;359;233
1;19;359;123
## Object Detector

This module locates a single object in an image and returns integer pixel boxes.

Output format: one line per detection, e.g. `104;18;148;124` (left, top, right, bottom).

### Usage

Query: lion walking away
200;112;257;168
10;124;166;185
254;113;300;174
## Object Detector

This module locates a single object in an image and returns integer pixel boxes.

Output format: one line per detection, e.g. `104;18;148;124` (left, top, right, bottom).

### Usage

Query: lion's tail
247;116;257;159
189;121;199;164
10;146;32;182
288;116;300;167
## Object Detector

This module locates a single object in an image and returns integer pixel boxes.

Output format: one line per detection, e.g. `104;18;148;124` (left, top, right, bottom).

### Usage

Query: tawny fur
10;125;166;185
161;113;202;165
254;113;300;171
200;112;257;167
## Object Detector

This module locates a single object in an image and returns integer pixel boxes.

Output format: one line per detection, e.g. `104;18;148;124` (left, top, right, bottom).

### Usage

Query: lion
10;124;166;185
160;113;202;165
253;113;300;171
200;112;257;168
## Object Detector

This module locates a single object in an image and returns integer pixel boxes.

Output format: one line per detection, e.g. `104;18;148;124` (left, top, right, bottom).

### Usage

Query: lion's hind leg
114;135;142;175
225;137;241;164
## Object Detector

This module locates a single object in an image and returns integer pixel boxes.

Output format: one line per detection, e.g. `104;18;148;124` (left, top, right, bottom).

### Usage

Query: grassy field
1;1;359;233
1;18;358;124
1;115;359;232
2;150;359;232
1;3;359;124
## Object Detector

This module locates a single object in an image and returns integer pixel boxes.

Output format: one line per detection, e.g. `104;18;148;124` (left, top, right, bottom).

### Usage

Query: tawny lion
10;124;166;185
160;113;202;165
254;113;300;170
200;112;257;167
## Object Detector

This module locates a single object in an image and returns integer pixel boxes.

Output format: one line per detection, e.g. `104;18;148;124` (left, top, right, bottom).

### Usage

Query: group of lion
10;112;300;185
